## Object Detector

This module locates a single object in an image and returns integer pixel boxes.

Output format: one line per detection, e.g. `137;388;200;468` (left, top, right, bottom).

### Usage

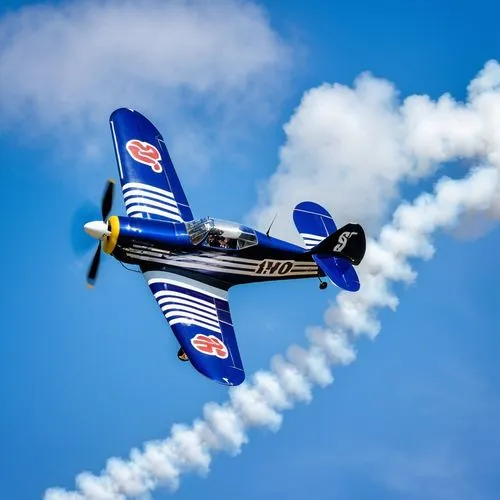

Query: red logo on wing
125;139;163;173
190;334;228;359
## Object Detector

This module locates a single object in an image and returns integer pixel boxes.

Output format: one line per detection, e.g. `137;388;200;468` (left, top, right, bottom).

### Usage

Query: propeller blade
87;241;102;287
101;179;115;221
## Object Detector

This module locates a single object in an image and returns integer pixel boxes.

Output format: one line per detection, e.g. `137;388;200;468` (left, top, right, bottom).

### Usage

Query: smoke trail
249;59;500;242
44;60;500;499
44;164;499;500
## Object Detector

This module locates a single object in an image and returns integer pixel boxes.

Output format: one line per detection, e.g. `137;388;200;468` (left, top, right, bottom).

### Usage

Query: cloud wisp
0;0;290;126
0;0;293;174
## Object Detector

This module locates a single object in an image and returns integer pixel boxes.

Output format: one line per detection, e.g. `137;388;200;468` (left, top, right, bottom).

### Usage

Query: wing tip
192;363;246;387
219;371;246;387
109;107;140;122
191;364;246;387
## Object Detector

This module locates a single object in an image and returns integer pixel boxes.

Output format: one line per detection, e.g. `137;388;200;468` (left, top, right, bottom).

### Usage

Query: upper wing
142;270;245;386
109;108;193;223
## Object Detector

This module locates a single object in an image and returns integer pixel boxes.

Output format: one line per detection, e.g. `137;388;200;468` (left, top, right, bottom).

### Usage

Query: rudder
310;223;366;265
293;201;337;249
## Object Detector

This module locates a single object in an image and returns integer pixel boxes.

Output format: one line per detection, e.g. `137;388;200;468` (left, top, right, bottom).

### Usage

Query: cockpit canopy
186;217;258;250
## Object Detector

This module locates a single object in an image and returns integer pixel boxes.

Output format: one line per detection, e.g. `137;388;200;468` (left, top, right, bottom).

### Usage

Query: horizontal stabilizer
313;254;360;292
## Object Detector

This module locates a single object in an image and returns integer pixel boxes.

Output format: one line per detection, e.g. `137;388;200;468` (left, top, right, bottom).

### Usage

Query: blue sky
1;0;499;499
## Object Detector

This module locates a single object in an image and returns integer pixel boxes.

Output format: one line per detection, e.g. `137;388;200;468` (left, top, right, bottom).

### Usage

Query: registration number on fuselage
254;259;295;275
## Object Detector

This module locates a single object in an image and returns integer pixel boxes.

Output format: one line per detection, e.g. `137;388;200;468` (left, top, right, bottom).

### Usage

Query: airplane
82;108;367;387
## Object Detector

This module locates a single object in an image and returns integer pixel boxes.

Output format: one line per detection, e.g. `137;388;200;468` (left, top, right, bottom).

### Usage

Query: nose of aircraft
84;220;109;240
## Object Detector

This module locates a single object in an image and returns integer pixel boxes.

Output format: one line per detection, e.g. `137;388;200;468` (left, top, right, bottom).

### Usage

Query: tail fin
293;201;337;249
293;201;366;292
309;223;366;265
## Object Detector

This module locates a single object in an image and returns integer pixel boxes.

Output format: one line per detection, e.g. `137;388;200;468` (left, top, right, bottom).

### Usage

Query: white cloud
0;0;289;122
248;60;500;241
0;0;292;172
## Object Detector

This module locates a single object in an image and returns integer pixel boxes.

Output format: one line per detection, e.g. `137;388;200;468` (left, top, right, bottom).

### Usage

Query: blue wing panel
110;108;193;223
293;201;337;249
143;270;245;386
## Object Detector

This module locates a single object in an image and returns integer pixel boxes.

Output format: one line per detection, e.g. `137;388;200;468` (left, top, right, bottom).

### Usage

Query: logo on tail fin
333;231;358;252
311;223;366;266
126;139;163;173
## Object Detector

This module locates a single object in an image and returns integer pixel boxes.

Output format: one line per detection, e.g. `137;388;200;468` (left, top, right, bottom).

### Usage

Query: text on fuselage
255;259;294;275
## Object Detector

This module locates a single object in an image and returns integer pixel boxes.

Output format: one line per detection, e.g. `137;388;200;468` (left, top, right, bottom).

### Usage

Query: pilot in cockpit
207;229;226;248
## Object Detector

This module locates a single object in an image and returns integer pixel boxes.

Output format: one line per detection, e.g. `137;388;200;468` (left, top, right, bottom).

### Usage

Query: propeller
83;179;115;287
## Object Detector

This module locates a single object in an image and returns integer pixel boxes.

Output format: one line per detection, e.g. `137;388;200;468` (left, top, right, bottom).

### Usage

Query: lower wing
142;269;245;386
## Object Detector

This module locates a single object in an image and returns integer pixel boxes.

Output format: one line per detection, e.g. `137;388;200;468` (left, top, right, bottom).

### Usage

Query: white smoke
44;164;499;499
248;60;500;241
44;60;500;499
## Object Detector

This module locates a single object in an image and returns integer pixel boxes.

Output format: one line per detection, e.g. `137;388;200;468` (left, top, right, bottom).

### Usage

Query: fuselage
105;215;322;289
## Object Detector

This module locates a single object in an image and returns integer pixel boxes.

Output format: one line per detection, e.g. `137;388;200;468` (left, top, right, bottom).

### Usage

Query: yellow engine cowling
103;215;120;254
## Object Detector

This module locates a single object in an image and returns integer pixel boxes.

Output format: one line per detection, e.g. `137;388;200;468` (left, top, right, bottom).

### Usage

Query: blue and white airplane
83;108;367;387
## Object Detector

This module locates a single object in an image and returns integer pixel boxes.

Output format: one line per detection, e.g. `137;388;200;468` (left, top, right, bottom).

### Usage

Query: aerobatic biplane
82;108;367;386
